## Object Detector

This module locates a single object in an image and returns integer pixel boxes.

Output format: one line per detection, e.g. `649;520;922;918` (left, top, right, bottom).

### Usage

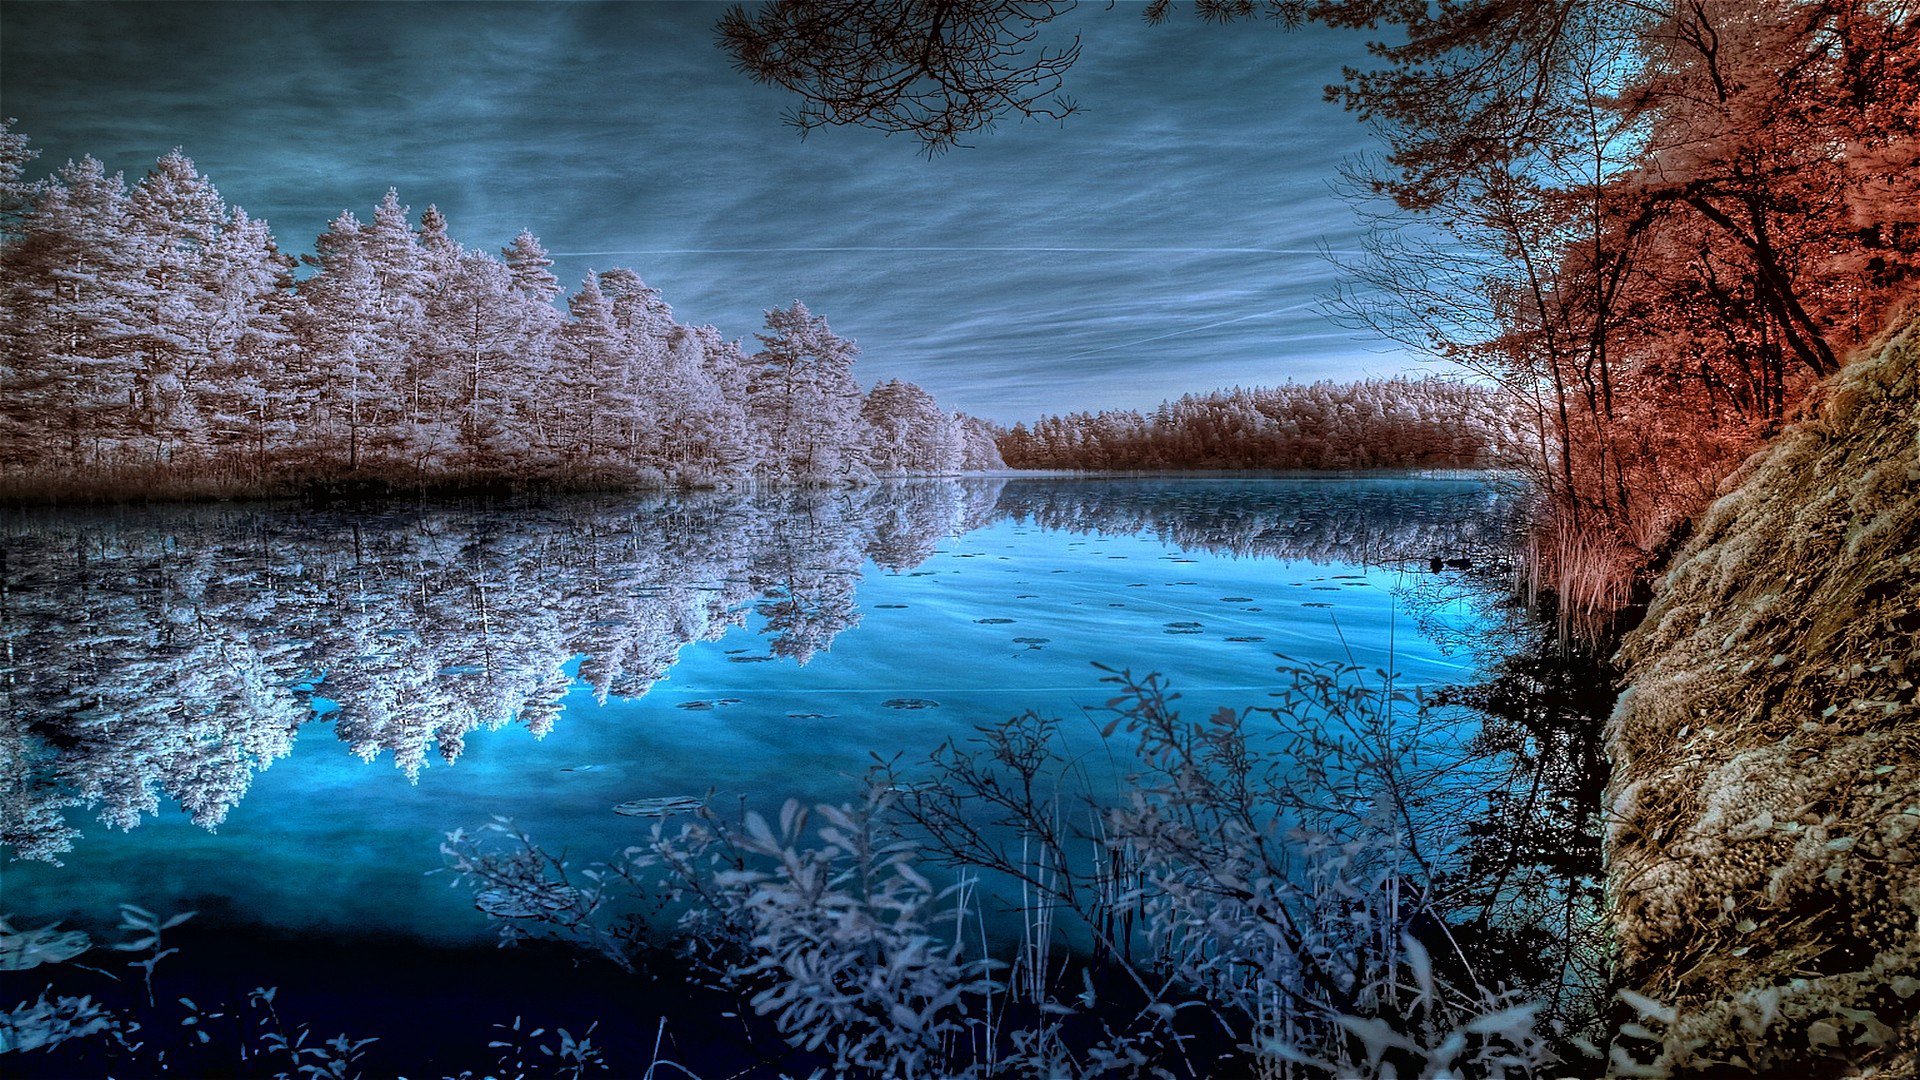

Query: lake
1;474;1540;1071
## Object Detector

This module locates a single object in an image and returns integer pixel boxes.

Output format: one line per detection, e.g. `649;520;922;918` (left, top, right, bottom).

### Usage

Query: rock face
1609;319;1920;1073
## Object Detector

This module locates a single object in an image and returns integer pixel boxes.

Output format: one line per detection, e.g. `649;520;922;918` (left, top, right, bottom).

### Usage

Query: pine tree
862;378;960;474
297;210;387;470
747;301;867;483
123;149;233;461
690;325;759;480
0;117;41;242
556;273;628;473
0;122;982;493
0;156;142;467
418;204;459;264
423;251;531;471
501;229;558;303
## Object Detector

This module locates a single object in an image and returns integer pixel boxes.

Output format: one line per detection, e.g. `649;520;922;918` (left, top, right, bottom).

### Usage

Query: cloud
1;0;1412;421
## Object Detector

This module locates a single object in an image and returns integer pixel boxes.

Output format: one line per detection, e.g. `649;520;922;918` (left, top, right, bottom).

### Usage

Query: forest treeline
996;377;1504;470
0;124;1003;498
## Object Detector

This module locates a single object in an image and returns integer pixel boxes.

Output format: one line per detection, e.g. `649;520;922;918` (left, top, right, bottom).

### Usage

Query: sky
0;1;1420;422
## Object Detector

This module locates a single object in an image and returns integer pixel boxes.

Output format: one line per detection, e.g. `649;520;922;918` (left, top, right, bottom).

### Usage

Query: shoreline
0;464;1516;510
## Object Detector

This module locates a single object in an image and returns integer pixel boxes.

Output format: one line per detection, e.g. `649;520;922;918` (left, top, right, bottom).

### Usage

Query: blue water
0;476;1516;945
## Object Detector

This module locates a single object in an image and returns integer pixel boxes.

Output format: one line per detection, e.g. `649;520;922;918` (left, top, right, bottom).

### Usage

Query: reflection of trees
752;492;868;664
994;477;1523;565
0;481;1001;862
1434;623;1616;1047
0;474;1519;863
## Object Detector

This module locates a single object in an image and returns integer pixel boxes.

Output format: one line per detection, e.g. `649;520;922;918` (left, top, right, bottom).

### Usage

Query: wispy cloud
1;0;1407;421
1043;302;1320;363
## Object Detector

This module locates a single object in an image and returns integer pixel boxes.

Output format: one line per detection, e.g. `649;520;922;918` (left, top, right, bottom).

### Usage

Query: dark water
1;475;1544;1073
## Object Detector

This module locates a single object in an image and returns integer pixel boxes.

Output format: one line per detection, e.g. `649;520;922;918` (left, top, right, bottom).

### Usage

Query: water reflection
1;476;1514;863
996;476;1520;564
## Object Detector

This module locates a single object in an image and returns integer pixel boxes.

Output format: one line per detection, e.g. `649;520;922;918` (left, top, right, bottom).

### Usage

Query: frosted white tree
0;118;39;240
688;324;760;481
195;207;299;475
554;273;630;473
953;412;1007;470
0;156;141;468
862;378;963;474
501;228;558;302
0;124;987;494
296;211;388;470
748;301;870;484
422;250;537;470
418;203;459;265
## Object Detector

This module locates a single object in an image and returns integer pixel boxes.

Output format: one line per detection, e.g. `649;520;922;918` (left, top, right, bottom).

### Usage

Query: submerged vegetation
440;658;1602;1078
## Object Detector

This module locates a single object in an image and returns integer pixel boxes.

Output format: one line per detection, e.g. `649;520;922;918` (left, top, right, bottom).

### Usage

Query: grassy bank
1607;317;1920;1073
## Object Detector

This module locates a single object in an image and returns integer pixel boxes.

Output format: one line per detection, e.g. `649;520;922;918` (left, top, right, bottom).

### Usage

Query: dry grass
1607;316;1920;1073
1520;517;1642;642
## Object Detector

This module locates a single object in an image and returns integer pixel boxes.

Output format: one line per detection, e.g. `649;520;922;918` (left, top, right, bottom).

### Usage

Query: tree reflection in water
1;476;1519;865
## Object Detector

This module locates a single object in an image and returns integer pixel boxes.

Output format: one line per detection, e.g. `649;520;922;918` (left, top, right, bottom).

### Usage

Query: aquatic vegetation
0;906;597;1077
614;796;708;818
443;660;1591;1077
0;921;90;972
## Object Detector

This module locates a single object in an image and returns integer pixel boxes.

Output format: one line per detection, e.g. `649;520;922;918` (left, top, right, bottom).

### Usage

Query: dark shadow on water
10;906;813;1078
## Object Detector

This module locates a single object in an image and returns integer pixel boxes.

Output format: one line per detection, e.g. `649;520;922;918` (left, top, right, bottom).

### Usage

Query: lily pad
614;795;705;817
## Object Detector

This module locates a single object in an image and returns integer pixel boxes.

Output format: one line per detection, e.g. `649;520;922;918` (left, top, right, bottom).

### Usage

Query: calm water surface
2;475;1516;961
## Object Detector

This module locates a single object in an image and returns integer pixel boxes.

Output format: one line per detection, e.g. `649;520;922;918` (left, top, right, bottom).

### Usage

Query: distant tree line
997;377;1505;471
0;124;1003;497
